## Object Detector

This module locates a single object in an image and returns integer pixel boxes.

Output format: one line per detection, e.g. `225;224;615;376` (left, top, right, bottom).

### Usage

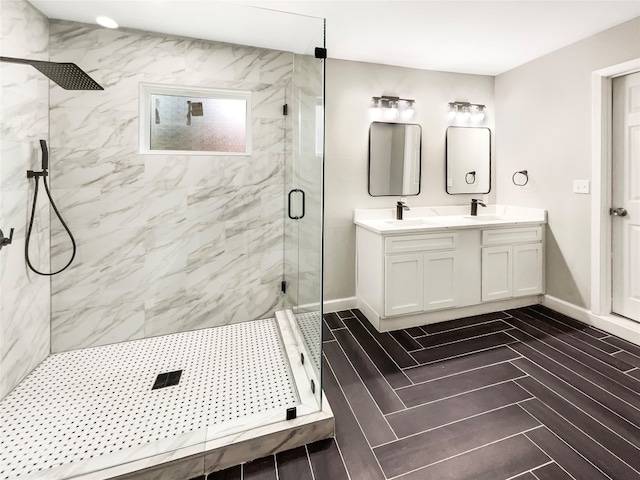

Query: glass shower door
284;42;325;407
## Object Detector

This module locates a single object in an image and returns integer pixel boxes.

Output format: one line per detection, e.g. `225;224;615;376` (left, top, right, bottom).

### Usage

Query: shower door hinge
281;280;287;293
314;47;327;59
283;104;288;116
286;407;297;420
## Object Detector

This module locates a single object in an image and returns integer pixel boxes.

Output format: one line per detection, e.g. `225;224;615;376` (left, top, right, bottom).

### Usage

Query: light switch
573;180;590;194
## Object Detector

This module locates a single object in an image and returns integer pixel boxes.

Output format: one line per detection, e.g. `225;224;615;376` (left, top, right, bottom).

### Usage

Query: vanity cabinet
481;227;543;301
355;217;545;332
385;254;424;316
383;232;459;316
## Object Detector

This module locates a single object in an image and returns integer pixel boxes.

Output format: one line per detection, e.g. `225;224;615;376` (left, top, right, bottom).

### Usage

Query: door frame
591;58;640;317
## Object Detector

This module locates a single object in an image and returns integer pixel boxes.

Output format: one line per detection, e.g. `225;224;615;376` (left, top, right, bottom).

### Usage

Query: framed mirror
446;126;491;194
368;122;422;196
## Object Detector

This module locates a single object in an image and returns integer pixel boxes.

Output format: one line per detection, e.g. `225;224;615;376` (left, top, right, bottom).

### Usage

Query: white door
423;251;458;310
481;246;512;302
513;243;543;297
384;254;424;316
612;72;640;322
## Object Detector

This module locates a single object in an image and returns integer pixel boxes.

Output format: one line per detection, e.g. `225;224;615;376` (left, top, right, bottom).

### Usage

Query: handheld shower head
40;139;48;171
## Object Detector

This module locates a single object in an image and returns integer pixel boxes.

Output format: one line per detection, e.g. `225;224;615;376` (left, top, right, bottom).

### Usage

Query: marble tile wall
48;20;294;352
0;0;51;400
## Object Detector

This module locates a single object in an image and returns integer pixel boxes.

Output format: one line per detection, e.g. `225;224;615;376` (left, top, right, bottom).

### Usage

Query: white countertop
354;205;547;234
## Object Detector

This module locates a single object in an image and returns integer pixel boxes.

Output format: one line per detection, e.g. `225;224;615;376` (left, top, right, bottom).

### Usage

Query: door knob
610;207;628;217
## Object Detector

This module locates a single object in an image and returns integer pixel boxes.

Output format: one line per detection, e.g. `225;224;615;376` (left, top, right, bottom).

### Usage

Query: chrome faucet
396;200;410;220
470;199;486;216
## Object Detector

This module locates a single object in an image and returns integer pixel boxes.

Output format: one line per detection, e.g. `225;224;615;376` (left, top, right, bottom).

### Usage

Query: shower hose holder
0;228;14;251
27;169;47;178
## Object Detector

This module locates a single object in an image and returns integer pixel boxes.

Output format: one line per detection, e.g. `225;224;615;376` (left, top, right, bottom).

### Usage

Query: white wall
0;0;50;400
324;59;495;302
495;17;640;310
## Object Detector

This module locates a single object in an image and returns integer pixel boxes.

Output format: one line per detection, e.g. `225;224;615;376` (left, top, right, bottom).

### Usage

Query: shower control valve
0;228;14;251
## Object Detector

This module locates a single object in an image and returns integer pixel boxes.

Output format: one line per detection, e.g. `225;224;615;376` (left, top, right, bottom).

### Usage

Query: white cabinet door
482;246;512;302
513;243;543;297
424;251;458;311
384;254;424;316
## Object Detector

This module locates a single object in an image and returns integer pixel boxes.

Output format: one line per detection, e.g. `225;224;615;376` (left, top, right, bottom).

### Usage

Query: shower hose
25;173;76;275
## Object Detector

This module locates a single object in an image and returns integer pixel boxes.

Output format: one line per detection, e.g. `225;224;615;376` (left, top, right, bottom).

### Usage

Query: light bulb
370;98;382;120
385;101;398;120
447;103;457;120
96;16;118;29
473;107;485;123
462;107;471;122
402;101;415;120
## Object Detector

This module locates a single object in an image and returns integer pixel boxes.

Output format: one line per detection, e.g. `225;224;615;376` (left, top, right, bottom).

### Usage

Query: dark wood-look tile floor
194;305;640;480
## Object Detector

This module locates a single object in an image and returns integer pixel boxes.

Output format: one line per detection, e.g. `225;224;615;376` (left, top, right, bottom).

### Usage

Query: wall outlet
573;180;590;194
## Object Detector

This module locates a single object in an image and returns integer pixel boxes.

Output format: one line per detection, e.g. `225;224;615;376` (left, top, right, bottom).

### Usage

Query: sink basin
384;219;435;227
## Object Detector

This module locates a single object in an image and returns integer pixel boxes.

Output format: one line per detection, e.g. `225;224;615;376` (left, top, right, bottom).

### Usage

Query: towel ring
512;170;529;186
465;171;476;184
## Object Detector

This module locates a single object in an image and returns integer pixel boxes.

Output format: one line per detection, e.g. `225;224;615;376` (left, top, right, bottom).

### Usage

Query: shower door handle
288;189;305;220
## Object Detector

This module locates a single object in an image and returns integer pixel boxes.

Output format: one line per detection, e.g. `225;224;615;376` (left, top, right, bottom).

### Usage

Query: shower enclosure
0;1;326;478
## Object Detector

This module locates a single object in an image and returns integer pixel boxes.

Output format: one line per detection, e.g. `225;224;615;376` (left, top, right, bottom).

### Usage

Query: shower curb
109;396;334;480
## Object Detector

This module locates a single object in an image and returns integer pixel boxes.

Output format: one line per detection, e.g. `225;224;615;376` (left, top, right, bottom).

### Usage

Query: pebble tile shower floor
295;312;322;371
0;319;298;479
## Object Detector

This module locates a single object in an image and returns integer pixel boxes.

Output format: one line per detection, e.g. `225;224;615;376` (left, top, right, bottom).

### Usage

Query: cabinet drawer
482;226;542;246
385;232;458;254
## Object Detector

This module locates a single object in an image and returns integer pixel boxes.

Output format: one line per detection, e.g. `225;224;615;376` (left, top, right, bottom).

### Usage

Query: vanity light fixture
447;101;486;124
371;95;415;121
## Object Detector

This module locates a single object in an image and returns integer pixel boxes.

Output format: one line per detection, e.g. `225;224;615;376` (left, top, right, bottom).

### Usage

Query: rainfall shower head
0;56;103;90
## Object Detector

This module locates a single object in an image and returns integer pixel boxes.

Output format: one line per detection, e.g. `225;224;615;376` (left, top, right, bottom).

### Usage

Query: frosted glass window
140;84;251;155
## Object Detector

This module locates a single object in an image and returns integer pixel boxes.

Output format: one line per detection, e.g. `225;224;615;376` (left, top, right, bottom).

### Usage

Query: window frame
139;83;252;156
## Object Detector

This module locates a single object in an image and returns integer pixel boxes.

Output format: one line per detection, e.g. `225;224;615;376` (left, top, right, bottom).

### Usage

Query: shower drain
152;370;182;390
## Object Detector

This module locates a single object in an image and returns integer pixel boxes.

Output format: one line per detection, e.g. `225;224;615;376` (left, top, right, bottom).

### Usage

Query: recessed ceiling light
96;16;118;29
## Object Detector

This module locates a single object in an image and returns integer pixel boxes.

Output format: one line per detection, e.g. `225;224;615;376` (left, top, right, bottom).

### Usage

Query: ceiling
30;0;640;75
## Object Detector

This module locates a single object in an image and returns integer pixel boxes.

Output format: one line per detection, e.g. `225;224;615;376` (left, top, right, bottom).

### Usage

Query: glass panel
284;29;325;407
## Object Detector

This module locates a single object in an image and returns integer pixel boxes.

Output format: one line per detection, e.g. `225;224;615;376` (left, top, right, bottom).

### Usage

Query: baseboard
323;297;357;313
295;297;357;314
358;296;540;332
543;295;640;346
